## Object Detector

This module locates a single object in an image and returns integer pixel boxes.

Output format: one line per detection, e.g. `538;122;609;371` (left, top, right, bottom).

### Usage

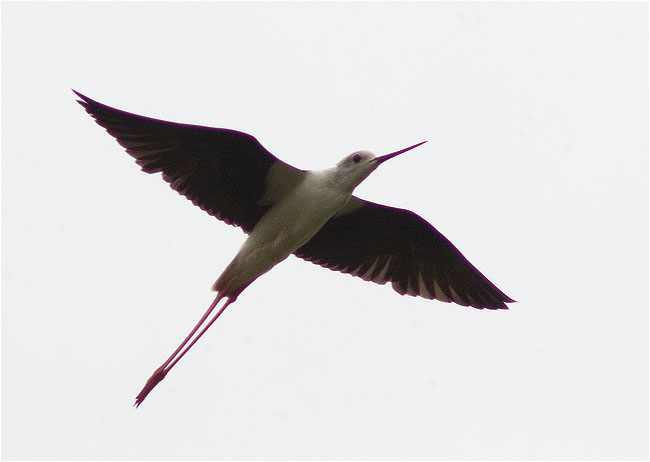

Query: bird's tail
212;253;261;299
212;256;242;296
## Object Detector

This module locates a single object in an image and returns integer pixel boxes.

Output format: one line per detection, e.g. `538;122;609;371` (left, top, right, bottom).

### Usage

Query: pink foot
134;366;168;408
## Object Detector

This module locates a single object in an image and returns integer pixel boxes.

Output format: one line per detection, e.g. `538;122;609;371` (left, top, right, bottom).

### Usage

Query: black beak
374;141;427;165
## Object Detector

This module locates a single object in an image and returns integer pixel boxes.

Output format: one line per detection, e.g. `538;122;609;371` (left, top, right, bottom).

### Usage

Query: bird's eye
352;154;362;163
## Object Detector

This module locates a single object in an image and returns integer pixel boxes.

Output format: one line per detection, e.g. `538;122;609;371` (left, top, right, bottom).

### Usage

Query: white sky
2;2;648;460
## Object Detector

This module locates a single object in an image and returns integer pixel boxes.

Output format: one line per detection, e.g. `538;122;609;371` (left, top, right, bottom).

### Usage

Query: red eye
352;154;362;163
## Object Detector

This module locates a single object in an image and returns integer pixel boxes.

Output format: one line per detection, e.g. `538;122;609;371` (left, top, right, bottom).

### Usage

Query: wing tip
72;88;90;105
481;295;516;310
469;292;515;310
72;89;98;116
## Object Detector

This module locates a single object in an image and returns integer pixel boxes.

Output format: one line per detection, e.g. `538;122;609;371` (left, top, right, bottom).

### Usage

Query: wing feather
295;198;514;309
74;90;305;232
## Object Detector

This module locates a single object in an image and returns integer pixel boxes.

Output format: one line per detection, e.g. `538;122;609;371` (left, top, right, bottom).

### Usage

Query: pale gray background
2;2;648;460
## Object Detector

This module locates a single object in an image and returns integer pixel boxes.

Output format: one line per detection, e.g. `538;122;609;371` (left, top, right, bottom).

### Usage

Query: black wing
295;198;515;309
74;90;305;233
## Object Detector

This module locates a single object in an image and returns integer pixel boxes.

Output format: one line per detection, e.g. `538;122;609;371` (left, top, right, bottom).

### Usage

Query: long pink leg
134;293;236;407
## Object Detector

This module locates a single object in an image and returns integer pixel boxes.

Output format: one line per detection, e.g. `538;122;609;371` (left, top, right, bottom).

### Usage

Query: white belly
213;172;350;297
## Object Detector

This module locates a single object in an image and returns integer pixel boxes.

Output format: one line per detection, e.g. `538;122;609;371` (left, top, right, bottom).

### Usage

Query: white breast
213;169;351;297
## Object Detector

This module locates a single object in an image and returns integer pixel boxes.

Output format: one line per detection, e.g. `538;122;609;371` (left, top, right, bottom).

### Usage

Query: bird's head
332;141;427;192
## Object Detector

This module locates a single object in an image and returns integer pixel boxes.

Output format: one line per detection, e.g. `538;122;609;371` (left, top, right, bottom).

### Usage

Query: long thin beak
373;140;427;165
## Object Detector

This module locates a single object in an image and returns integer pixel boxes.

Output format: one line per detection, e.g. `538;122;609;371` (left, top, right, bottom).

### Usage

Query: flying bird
73;90;514;407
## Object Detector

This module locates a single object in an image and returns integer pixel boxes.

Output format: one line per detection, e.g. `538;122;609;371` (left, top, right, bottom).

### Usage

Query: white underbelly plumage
213;172;350;298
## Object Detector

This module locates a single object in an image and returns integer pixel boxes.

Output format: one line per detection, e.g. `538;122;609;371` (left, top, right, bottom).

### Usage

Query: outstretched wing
74;90;305;233
295;198;515;309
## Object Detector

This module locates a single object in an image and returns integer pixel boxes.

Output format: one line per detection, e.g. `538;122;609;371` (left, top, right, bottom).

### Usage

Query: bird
73;90;514;407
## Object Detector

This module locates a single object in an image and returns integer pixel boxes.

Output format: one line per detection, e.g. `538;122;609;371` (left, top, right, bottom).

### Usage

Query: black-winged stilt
74;90;514;407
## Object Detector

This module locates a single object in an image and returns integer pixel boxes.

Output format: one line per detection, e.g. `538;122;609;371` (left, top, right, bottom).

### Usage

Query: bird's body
73;90;514;407
215;167;352;298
